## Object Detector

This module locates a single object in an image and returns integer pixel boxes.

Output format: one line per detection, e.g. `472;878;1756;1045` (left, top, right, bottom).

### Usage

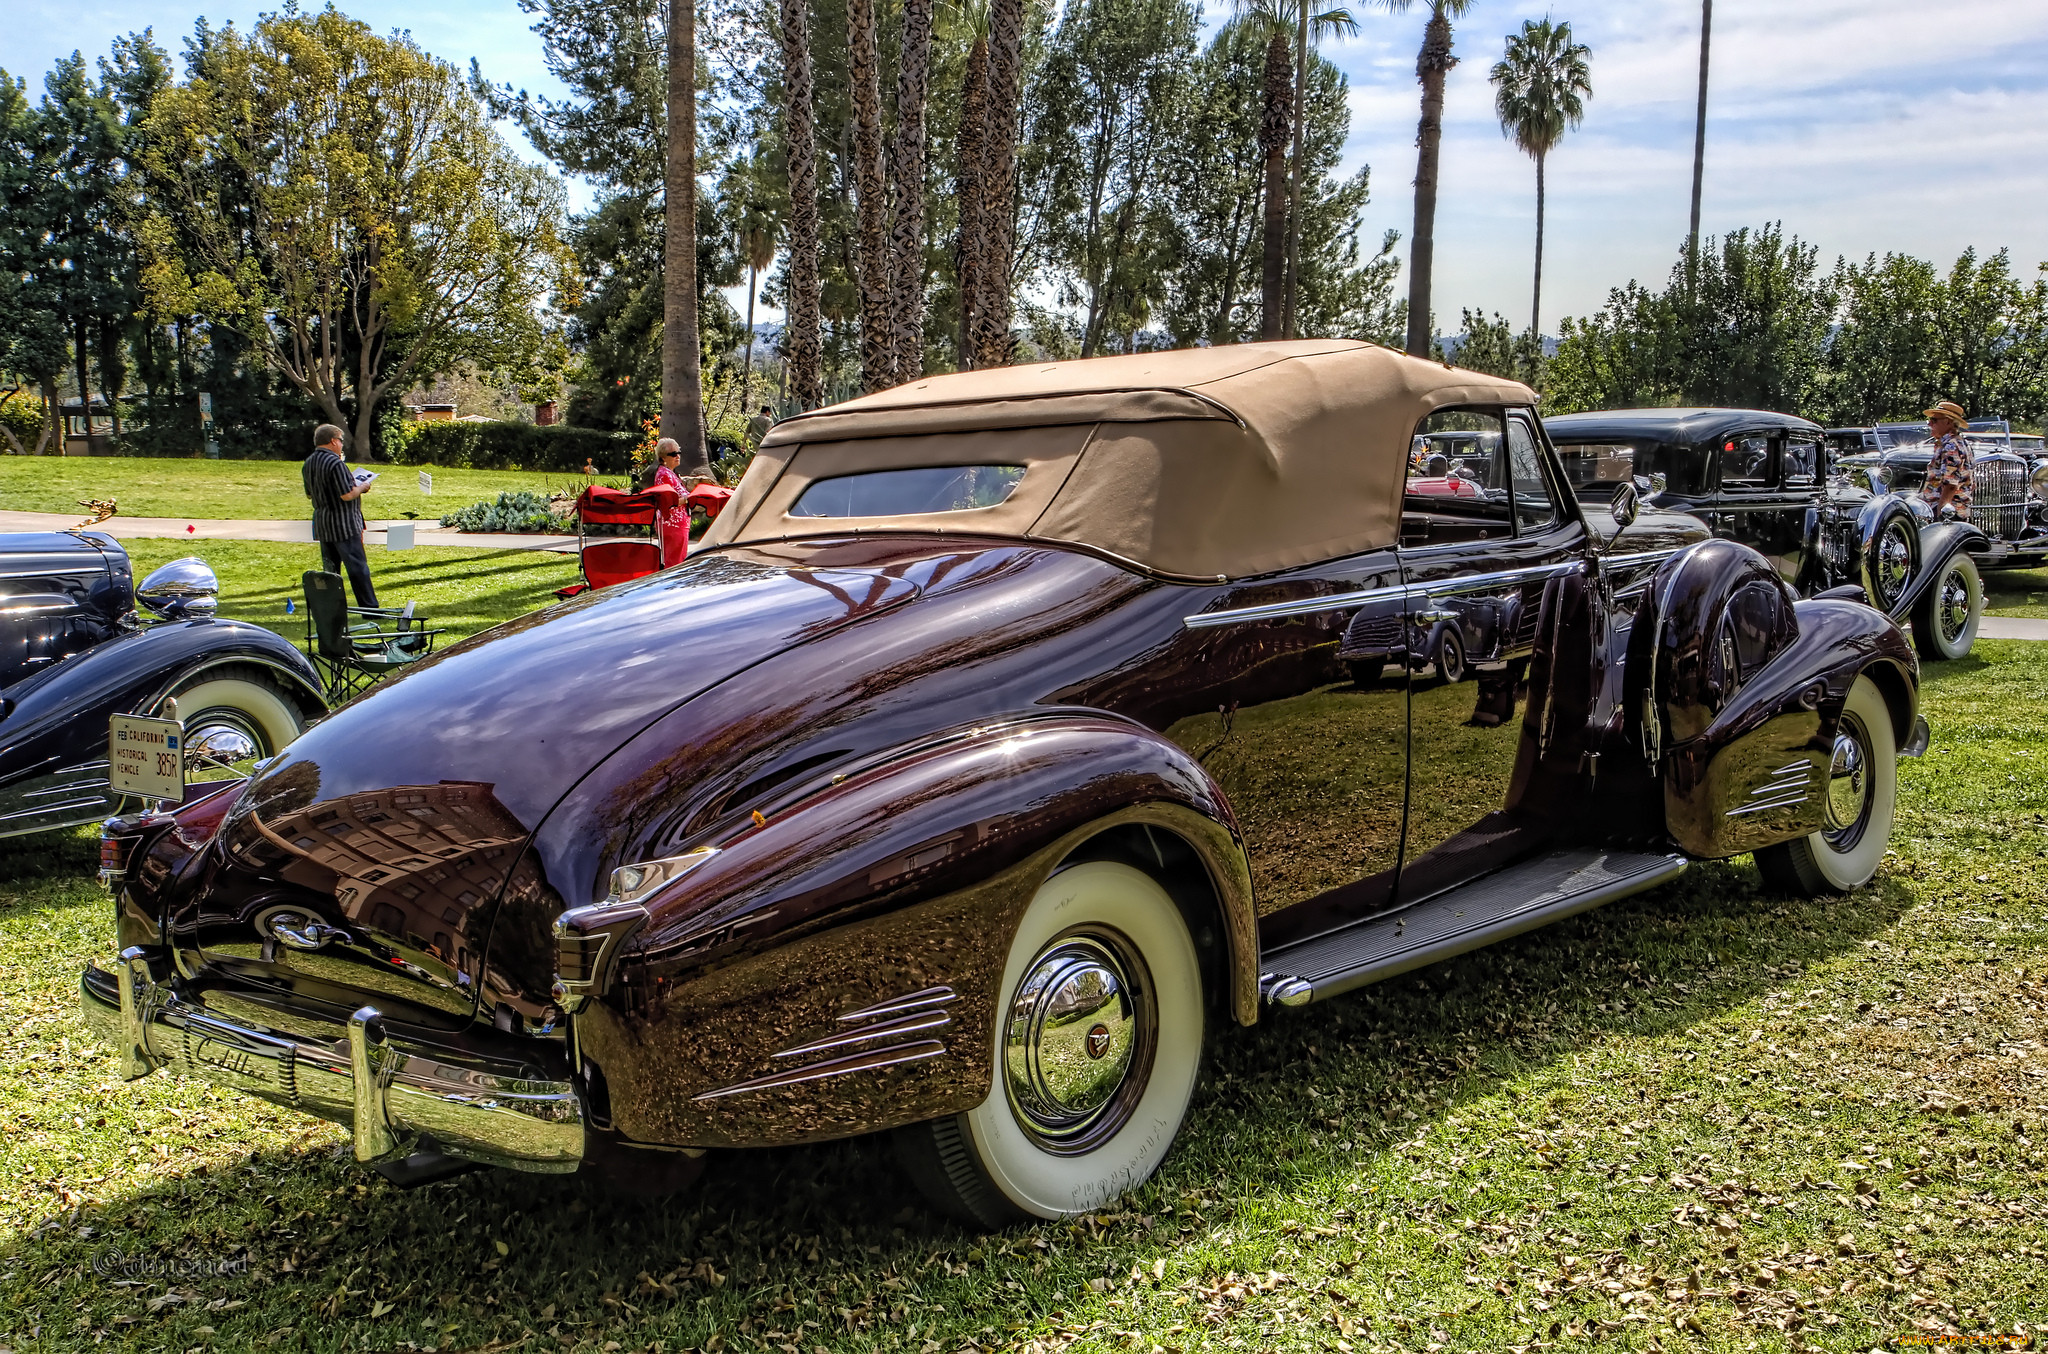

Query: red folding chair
556;484;680;598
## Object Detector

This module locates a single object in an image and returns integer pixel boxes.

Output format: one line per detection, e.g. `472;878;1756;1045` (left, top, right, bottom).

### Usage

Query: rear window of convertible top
789;465;1027;517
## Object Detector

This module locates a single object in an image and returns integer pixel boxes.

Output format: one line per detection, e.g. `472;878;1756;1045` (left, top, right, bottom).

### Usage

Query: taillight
99;829;133;889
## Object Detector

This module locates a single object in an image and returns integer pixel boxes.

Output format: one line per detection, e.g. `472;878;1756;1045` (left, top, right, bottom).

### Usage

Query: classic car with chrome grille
1545;408;1990;661
1;533;325;839
1829;428;2048;573
84;343;1927;1224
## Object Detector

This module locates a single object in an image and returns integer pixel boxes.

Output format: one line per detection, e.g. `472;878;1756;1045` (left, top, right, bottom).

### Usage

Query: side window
1404;408;1511;543
1720;434;1777;488
1784;434;1821;486
1505;413;1561;533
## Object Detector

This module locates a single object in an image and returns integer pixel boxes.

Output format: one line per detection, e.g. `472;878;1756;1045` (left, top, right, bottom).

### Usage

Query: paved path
1980;616;2048;641
0;510;578;554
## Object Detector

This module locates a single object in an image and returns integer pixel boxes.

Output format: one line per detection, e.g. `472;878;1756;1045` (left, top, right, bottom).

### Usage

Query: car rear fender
0;621;323;789
1661;597;1918;859
564;715;1257;1150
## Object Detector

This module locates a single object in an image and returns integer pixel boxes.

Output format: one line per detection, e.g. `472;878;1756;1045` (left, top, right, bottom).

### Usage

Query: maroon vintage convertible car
85;342;1924;1224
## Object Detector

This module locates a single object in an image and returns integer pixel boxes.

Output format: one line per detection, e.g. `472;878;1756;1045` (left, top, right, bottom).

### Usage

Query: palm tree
1280;0;1357;339
972;0;1024;369
954;15;991;368
1688;0;1711;273
1379;0;1473;357
663;0;706;471
847;0;891;391
738;200;777;409
1490;18;1591;338
1226;0;1295;340
889;0;936;385
776;0;823;408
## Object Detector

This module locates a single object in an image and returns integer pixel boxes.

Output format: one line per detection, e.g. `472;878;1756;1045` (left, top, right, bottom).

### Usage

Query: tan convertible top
701;339;1536;580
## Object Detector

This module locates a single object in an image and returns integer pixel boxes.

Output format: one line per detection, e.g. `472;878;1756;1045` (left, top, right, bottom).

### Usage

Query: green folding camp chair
301;571;445;699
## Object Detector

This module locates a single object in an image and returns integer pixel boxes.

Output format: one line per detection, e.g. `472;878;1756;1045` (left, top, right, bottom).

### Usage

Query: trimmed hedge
389;421;637;472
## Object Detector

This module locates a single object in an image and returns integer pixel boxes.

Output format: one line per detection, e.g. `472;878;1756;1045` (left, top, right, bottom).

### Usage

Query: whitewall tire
1910;552;1981;661
897;861;1204;1226
167;670;307;773
1755;675;1897;895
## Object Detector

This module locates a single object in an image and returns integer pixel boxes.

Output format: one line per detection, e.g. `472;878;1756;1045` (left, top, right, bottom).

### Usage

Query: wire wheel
1910;553;1981;661
1863;516;1917;612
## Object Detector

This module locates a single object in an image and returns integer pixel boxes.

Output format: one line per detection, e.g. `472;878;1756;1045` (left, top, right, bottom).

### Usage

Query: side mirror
1608;480;1640;534
137;557;220;621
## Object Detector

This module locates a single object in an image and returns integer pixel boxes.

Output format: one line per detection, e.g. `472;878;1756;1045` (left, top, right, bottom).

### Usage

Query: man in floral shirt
1919;400;1974;519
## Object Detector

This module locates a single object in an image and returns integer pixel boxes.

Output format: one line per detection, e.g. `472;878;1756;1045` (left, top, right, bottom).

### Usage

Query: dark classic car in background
85;342;1926;1225
0;532;325;838
1544;408;1989;661
1826;423;2048;573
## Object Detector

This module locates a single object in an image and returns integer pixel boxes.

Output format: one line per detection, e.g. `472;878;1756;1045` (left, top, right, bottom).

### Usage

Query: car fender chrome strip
1181;560;1584;630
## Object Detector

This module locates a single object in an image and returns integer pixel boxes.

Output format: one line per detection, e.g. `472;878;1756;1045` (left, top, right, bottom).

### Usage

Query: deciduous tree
139;9;567;461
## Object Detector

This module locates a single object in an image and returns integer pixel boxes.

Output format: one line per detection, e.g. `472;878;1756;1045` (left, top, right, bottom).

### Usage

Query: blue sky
7;0;2048;333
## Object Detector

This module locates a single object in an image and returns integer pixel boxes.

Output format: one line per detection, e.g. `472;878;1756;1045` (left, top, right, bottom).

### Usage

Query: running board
1258;848;1687;1007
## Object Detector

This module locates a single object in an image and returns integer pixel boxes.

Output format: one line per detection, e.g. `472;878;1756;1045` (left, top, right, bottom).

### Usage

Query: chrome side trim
693;985;959;1101
1182;560;1583;630
79;963;584;1173
1725;759;1816;817
836;984;957;1021
1604;546;1684;569
1182;583;1404;629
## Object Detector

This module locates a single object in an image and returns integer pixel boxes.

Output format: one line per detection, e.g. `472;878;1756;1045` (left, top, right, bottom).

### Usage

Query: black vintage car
85;343;1925;1225
1545;408;1989;660
0;532;326;838
1827;427;2048;572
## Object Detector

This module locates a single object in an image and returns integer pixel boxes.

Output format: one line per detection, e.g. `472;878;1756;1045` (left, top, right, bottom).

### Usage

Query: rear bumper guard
79;950;583;1174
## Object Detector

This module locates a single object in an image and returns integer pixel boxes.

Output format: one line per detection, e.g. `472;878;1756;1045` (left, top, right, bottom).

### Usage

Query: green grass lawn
1985;564;2048;619
1;647;2044;1351
0;455;606;522
122;539;583;650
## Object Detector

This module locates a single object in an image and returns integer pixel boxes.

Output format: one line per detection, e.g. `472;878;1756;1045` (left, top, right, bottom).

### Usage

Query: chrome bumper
80;951;583;1173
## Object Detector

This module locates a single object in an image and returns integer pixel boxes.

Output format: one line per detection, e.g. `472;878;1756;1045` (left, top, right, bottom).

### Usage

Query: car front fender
567;714;1257;1150
1662;597;1918;859
0;620;324;789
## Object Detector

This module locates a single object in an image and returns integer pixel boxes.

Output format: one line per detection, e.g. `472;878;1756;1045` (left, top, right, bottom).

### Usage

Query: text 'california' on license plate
108;712;185;801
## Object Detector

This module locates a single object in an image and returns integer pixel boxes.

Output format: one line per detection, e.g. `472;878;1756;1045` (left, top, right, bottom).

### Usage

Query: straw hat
1923;400;1969;428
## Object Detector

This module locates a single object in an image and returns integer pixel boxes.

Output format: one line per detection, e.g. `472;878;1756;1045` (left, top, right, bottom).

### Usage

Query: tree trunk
72;318;92;451
955;36;990;370
742;260;759;410
847;0;891;392
1282;1;1310;339
1531;150;1545;339
663;0;707;471
1688;0;1712;279
778;0;824;409
888;0;934;386
973;0;1024;370
1259;32;1291;342
1404;8;1457;358
36;376;62;456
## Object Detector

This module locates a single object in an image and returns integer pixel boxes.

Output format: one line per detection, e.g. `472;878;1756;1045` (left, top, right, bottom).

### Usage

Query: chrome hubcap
183;711;266;774
1822;716;1872;849
1874;526;1912;603
1003;933;1148;1151
1937;569;1972;643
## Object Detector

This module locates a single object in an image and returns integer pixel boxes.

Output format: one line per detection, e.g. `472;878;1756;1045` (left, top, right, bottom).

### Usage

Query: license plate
108;713;185;801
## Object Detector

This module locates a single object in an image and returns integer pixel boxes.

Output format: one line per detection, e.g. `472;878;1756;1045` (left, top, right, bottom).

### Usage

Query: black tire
1433;626;1467;684
1863;514;1918;613
166;667;309;775
1755;675;1897;895
1909;552;1981;660
895;862;1204;1226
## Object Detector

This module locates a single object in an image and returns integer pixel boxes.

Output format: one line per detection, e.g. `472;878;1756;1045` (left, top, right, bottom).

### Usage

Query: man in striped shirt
303;424;380;607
